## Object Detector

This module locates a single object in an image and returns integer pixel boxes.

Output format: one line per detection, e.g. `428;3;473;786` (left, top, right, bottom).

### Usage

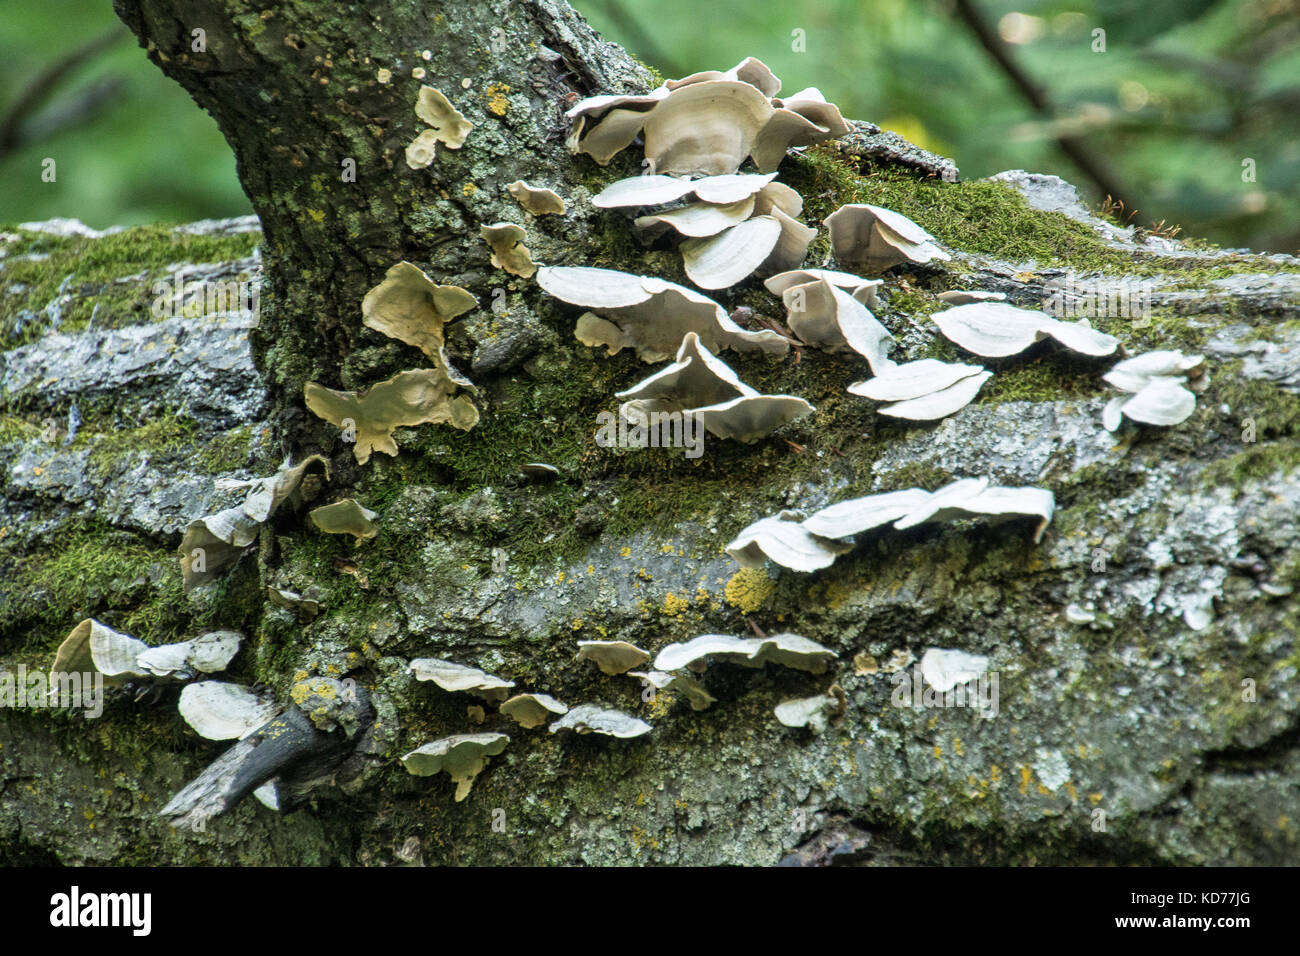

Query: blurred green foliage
0;0;1294;253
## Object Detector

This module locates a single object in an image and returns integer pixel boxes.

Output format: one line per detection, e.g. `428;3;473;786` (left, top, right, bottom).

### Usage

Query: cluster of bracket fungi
46;58;1209;820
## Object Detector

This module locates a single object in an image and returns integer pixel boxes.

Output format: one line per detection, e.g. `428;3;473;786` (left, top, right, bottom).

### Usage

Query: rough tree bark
0;0;1297;865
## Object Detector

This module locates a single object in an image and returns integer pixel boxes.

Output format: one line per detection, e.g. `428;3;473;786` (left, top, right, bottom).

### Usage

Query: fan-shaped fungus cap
500;693;568;729
893;478;1055;543
687;393;815;443
725;510;852;571
537;266;788;362
774;690;844;734
506;180;566;216
51;618;150;684
136;630;242;679
779;277;893;371
548;704;652;738
801;488;935;539
628;670;716;711
179;505;263;591
409;658;515;702
1101;350;1206;430
414;86;473;148
764;268;882;310
666;56;783;97
932;301;1118;358
179;681;278;740
480;222;537;278
679;211;816;289
362;261;476;359
309;498;379;541
642;80;774;177
240;454;331;523
401;733;509;801
634;198;756;239
824;203;951;272
577;640;651;675
304;367;479;465
1104;350;1207;393
592;172;779;209
405;129;441;169
919;648;989;693
849;359;992;421
653;632;837;674
615;331;757;410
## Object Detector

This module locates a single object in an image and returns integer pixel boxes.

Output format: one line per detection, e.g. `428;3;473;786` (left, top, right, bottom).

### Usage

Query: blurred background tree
1;0;1294;252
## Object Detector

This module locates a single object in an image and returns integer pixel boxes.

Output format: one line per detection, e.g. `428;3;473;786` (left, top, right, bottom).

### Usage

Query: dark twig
951;0;1136;212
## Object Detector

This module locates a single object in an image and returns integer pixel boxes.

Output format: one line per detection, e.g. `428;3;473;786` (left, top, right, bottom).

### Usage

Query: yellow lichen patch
723;567;774;614
1018;764;1033;796
824;579;855;611
462;182;478;197
661;591;688;617
486;82;511;116
1089;792;1103;805
1064;781;1078;802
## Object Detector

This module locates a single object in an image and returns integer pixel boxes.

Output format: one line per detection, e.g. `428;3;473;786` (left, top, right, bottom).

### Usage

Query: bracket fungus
628;670;716;711
500;693;568;729
576;640;651;675
309;498;379;541
567;58;846;175
800;488;935;539
549;704;652;739
506;180;566;216
1102;350;1207;430
182;455;328;591
774;688;845;734
764;268;882;311
592;172;778;209
777;276;893;371
178;681;278;741
824;203;951;272
932;302;1119;359
409;658;515;702
679;211;815;289
406;86;472;168
653;633;837;675
52;620;242;685
536;266;787;362
725;511;853;571
401;733;509;801
848;359;992;421
304;368;479;465
361;261;476;360
480;222;537;278
891;478;1055;544
686;393;816;443
919;648;990;693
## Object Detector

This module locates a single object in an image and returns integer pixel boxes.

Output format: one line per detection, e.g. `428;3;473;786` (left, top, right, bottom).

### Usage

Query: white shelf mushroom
409;658;515;702
764;268;882;310
309;498;379;541
777;276;894;371
178;681;278;740
480;222;537;278
536;266;788;362
725;511;853;571
576;640;651;675
500;693;568;729
405;86;472;168
549;704;652;738
1101;350;1207;430
824;203;951;272
592;172;779;209
361;261;476;359
50;620;243;686
653;633;837;674
848;358;992;421
506;180;566;216
932;301;1119;358
628;670;716;711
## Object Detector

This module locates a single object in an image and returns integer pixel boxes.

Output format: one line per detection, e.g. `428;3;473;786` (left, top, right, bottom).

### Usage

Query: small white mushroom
666;56;783;97
894;479;1055;543
725;511;852;571
576;640;650;675
628;670;716;711
401;733;509;801
480;222;537;278
500;693;568;729
536;266;788;361
634;198;756;239
506;180;566;216
824;203;951;272
50;618;150;684
409;658;515;702
932;302;1118;358
873;370;993;421
801;488;935;539
309;499;379;541
779;277;893;371
137;630;242;679
848;358;985;402
642;80;774;177
404;129;441;169
591;172;778;209
304;368;479;465
1101;350;1206;430
919;648;989;693
774;691;842;734
686;393;815;443
764;268;883;311
653;633;837;674
680;215;783;289
178;682;278;740
615;331;757;410
549;704;652;738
